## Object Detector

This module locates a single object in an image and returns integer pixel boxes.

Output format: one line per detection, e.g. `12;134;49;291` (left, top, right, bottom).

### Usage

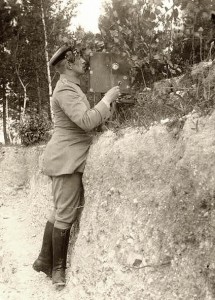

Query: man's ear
67;61;73;70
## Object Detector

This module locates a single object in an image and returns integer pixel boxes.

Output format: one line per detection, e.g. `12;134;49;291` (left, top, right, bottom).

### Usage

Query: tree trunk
40;0;53;121
2;81;10;145
15;67;28;120
22;84;28;117
6;97;13;144
36;70;42;114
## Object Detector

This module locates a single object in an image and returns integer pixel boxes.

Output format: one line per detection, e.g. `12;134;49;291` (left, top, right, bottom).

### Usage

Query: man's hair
54;59;67;74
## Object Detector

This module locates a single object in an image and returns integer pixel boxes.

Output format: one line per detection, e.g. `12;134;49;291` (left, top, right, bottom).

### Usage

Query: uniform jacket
42;74;111;176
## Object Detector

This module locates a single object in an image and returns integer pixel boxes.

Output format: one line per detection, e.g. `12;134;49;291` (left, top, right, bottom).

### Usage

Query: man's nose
81;57;86;64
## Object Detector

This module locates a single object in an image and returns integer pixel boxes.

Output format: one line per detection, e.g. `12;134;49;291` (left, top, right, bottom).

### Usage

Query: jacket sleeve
56;88;111;132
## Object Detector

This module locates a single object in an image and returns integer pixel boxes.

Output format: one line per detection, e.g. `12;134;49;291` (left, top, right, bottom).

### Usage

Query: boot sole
54;282;66;286
33;263;52;278
54;283;66;291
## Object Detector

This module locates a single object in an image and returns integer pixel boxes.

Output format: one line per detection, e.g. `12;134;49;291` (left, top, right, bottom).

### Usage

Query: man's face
72;55;87;75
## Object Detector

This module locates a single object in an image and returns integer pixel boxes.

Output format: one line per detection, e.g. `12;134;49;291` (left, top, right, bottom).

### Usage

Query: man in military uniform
32;43;121;288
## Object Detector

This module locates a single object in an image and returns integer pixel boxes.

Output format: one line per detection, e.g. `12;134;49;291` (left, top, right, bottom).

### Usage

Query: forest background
0;0;215;145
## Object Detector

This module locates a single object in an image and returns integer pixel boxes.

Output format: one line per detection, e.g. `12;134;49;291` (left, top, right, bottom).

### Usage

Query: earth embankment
1;111;215;299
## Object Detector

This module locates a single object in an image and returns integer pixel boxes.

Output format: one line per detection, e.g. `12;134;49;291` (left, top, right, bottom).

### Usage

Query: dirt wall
68;112;215;300
1;111;215;299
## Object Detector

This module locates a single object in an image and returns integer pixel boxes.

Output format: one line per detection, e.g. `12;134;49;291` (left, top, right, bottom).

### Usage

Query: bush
19;113;52;146
107;60;215;131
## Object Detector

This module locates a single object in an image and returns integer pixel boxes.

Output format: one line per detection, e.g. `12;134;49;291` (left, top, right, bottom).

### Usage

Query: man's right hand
102;86;121;105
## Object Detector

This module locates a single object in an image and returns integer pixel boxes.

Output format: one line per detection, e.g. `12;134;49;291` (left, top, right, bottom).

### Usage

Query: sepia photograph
0;0;215;299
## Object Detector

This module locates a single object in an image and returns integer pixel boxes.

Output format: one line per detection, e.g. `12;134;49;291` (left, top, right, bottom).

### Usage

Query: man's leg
32;178;56;277
51;172;83;288
32;221;54;277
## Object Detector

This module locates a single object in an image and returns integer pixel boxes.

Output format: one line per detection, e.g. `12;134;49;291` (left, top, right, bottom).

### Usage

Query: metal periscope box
88;52;131;94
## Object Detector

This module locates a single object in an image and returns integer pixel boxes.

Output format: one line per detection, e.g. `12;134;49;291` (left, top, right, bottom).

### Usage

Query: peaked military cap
49;44;74;67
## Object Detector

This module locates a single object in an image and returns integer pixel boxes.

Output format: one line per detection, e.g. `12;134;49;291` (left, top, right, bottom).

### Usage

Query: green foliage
108;61;215;132
74;27;105;52
18;113;52;146
0;0;19;44
171;0;215;68
0;0;78;115
8;0;78;115
2;0;215;144
0;0;78;145
99;0;179;85
98;0;215;86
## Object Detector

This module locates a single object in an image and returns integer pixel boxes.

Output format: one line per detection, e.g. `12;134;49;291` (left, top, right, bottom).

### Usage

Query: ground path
0;193;73;300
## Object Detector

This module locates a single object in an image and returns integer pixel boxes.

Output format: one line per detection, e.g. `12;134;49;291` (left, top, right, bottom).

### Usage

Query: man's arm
57;88;111;132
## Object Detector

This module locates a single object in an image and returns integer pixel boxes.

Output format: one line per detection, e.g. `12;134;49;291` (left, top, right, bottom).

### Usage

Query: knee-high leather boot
52;227;70;287
32;221;54;277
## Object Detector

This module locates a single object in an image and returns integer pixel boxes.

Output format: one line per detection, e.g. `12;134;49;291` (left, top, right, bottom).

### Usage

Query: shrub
19;113;52;146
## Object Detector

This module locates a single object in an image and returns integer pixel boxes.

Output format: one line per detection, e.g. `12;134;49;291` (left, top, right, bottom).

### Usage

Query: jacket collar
60;74;80;86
